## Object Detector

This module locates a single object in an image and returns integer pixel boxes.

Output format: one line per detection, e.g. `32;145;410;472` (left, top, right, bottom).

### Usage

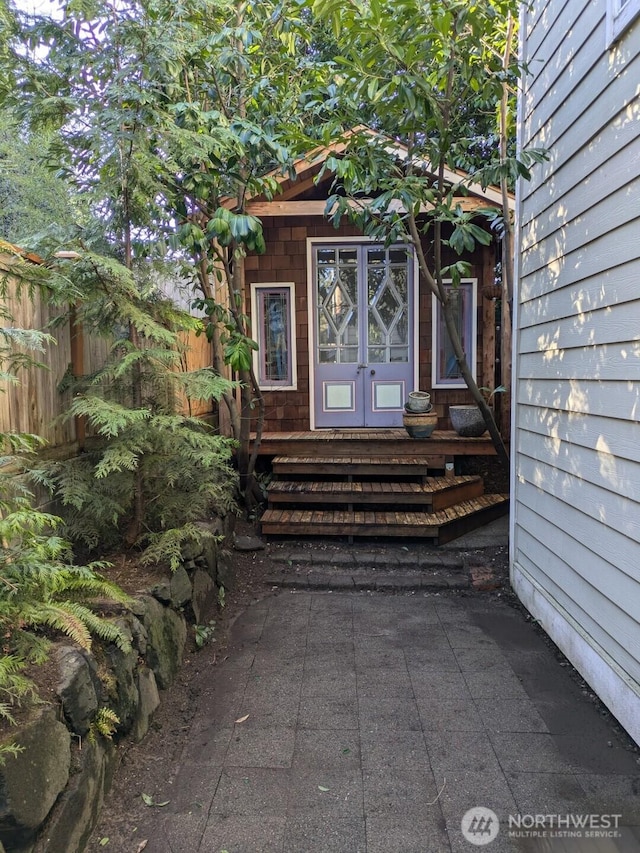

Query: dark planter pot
449;405;487;437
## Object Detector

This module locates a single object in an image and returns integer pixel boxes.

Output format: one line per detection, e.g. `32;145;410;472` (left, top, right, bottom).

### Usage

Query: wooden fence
0;252;216;455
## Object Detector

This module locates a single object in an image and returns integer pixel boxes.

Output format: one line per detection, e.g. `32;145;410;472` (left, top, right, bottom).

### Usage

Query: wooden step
267;475;484;510
271;455;444;477
254;430;497;459
260;494;509;544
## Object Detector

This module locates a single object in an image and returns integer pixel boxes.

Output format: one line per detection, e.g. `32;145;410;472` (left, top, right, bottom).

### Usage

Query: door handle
356;363;368;374
370;369;376;376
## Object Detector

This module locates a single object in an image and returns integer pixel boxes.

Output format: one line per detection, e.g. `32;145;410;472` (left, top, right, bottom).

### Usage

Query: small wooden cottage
239;137;512;541
514;2;640;743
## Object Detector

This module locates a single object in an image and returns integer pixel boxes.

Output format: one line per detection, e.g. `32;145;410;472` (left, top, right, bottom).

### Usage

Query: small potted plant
449;386;506;437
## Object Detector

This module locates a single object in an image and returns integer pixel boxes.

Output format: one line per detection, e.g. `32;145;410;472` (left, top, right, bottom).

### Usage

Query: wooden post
481;245;497;393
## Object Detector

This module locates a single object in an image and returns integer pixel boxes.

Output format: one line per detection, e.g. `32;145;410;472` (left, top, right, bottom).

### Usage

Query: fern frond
59;603;131;652
89;706;120;743
23;602;93;650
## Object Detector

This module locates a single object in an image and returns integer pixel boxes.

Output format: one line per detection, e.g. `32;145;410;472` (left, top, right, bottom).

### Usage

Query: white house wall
513;0;640;744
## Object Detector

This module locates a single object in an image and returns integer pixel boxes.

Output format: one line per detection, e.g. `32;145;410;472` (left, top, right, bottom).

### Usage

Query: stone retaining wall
0;524;234;853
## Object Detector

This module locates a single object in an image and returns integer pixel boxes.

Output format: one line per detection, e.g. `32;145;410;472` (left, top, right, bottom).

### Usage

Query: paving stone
311;551;355;567
489;732;582;774
301;671;358;700
452;646;511;672
359;695;422;731
306;639;355;659
425;730;503;775
142;810;208;853
289;767;364;816
449;830;522;853
211;767;291;815
200;813;287;852
225;725;296;768
235;692;300;728
284;815;366;852
551;734;640;775
353;551;399;568
474;698;550;733
303;657;357;678
250;647;306;672
404;647;460;671
184;683;248;729
309;593;354;613
362;768;440;817
298;696;359;730
360;730;430;772
179;723;233;765
410;670;472;700
354;647;408;670
464;668;530;700
355;667;413;697
307;620;355;639
366;815;451;853
437;768;518;853
271;550;309;564
577;774;640;825
506;771;587;813
441;624;502;649
169;761;225;813
305;571;354;589
292;729;361;770
417;696;485;732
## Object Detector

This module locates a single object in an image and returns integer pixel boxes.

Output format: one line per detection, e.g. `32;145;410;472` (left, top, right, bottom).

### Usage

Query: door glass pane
315;247;359;364
366;246;410;364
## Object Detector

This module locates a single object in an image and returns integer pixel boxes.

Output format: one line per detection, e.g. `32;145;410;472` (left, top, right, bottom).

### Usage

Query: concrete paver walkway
140;588;640;853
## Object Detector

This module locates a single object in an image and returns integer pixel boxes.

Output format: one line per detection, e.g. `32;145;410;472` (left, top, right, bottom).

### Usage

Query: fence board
1;255;215;452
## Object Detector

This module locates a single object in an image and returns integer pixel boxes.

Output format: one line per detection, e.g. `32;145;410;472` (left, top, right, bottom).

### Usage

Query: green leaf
141;793;170;807
99;839;109;847
318;785;330;792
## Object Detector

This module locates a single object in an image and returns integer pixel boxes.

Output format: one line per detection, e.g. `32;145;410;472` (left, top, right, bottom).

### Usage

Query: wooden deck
253;429;496;460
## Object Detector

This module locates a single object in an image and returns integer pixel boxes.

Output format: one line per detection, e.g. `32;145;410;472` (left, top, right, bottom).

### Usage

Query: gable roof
231;128;513;217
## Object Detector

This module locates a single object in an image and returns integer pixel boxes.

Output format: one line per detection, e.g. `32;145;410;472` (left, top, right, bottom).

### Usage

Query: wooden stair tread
273;455;437;465
271;456;442;476
267;475;484;507
269;475;480;492
260;494;509;541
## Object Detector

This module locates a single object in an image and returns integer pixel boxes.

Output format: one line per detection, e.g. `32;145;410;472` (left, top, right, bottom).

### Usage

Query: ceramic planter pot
403;411;438;439
405;390;432;413
449;405;487;437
